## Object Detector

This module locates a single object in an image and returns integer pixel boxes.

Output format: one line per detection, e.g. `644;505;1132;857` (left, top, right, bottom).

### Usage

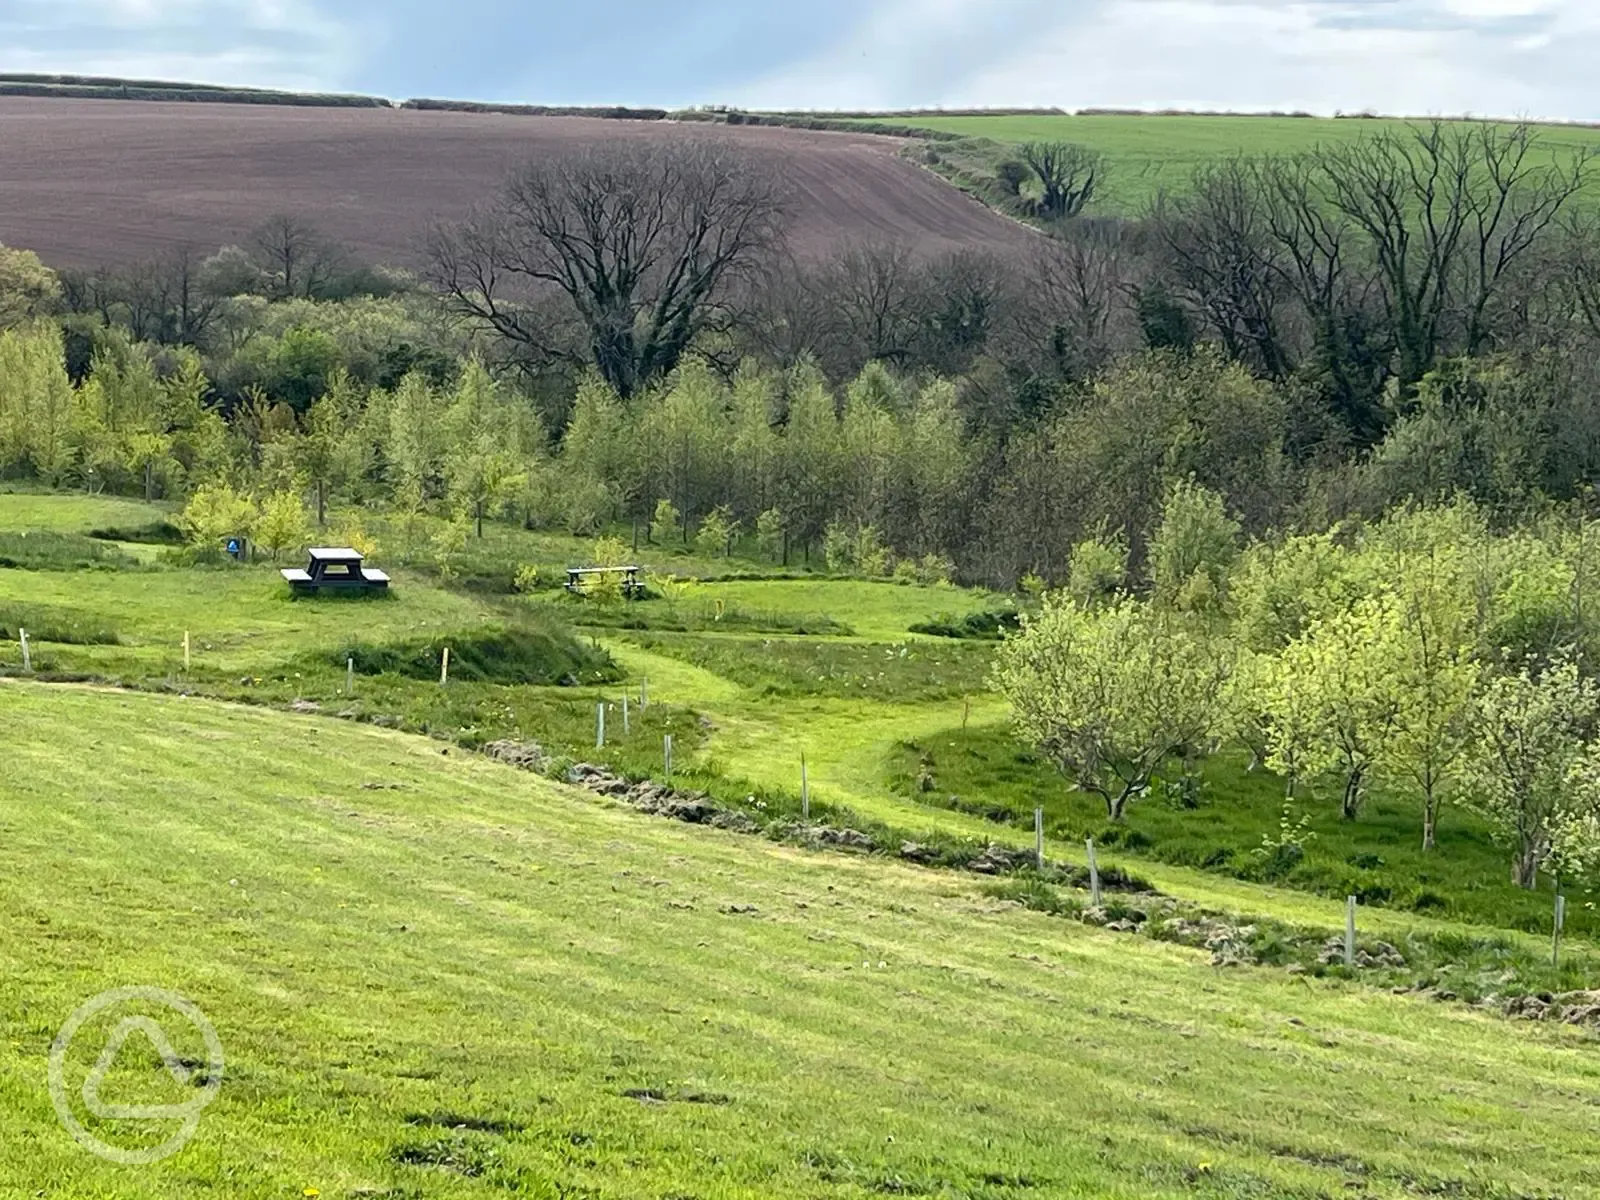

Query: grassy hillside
836;112;1600;215
5;684;1600;1198
0;489;1590;945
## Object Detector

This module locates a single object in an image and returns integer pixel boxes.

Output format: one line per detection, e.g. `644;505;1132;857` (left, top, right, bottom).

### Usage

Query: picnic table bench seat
565;565;645;598
282;548;389;595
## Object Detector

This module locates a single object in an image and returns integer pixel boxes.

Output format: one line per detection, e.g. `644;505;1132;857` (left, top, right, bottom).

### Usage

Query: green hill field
831;111;1600;215
3;490;1600;1196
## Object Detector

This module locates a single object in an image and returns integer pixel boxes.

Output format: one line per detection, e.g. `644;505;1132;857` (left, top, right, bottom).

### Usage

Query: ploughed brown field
0;97;1035;268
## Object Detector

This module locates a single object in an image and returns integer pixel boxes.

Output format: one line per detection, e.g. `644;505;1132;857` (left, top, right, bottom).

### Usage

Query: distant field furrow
0;98;1036;266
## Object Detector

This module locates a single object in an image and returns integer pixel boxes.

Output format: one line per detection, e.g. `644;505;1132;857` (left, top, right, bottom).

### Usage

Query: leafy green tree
854;525;890;577
1066;527;1128;607
1150;479;1241;610
755;507;785;563
1377;549;1481;850
1232;531;1365;653
728;365;780;525
384;371;445;511
126;431;174;503
444;363;528;536
839;363;902;532
994;593;1234;821
775;362;841;562
650;498;682;546
428;513;473;582
896;378;970;557
0;326;76;482
254;489;312;561
640;359;727;539
180;482;254;551
561;374;631;530
302;370;366;526
1464;659;1600;888
694;506;739;559
0;243;61;328
1272;598;1399;821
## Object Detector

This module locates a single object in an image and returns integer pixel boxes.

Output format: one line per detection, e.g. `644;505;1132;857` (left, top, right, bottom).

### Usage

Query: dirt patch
404;1112;524;1136
619;1086;732;1106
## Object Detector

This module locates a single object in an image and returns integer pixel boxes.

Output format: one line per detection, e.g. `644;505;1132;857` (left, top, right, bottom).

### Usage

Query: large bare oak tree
430;139;788;398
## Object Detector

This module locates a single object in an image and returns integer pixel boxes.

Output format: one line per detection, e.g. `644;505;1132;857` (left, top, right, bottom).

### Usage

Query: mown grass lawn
3;685;1599;1199
0;487;178;535
1;492;1596;961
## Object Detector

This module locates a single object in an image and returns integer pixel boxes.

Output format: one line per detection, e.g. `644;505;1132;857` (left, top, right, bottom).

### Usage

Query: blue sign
226;539;241;555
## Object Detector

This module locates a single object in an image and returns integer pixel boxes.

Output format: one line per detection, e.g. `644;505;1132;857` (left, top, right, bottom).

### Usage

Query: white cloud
0;0;363;91
740;0;1600;120
3;0;1600;119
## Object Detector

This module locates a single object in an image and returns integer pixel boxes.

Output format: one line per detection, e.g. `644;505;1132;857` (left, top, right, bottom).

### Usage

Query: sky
0;0;1598;121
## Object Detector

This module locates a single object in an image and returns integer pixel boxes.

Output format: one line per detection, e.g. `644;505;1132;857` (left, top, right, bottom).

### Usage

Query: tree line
995;493;1600;889
2;120;1600;583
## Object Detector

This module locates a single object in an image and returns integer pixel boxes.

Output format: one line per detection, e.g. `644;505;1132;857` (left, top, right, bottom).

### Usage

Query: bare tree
1017;222;1142;380
430;139;788;398
1312;121;1590;394
252;215;344;300
1159;159;1293;377
822;241;924;369
1559;213;1600;342
918;248;1012;377
1020;142;1105;220
157;245;218;343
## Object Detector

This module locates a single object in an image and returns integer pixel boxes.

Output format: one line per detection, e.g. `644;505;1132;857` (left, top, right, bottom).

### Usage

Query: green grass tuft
328;623;621;687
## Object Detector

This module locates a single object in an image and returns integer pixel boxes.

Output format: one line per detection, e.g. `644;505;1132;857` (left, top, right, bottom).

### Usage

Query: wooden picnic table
282;548;390;595
565;565;644;598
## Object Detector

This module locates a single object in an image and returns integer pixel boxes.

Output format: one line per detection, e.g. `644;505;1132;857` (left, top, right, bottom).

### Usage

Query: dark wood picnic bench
565;565;645;598
281;548;390;595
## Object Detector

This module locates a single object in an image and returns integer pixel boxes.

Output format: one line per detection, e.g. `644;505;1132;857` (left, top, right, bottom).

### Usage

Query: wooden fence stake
664;734;673;781
1085;837;1102;907
440;647;451;686
183;630;191;672
1035;808;1045;870
346;656;355;696
19;628;30;673
1344;896;1358;967
596;702;606;749
1554;894;1568;970
962;696;971;731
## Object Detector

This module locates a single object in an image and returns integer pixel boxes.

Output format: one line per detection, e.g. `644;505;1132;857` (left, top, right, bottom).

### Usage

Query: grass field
7;686;1600;1198
840;113;1600;215
6;491;1600;1195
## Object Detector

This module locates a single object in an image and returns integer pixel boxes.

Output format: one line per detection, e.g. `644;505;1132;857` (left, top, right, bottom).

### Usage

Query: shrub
335;623;619;686
995;158;1032;194
0;532;136;571
909;609;1020;640
179;482;254;550
87;521;183;546
0;603;118;645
